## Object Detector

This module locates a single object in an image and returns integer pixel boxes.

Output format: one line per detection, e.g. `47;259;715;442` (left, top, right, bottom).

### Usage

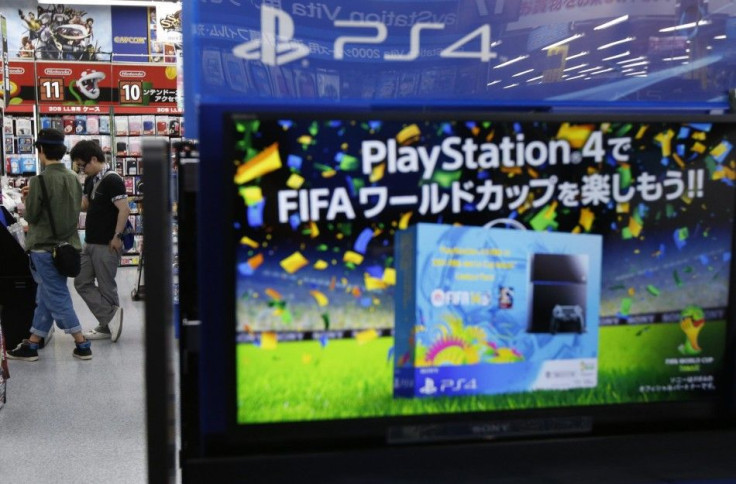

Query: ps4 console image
527;253;588;334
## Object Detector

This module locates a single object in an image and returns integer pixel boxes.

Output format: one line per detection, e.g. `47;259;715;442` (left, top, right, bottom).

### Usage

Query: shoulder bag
37;175;81;278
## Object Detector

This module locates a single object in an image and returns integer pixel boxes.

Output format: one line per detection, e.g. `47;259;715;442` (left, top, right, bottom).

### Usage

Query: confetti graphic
232;118;735;333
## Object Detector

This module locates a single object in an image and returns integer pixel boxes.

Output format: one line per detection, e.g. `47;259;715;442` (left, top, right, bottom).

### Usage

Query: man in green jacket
7;128;91;361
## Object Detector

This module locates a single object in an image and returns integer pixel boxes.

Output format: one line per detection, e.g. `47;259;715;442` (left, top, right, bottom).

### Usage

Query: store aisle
0;267;147;483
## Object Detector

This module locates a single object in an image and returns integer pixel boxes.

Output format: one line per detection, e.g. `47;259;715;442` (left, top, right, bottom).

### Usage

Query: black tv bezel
217;110;736;456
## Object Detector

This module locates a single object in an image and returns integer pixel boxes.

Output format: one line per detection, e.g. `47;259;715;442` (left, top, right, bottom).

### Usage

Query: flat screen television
215;112;736;454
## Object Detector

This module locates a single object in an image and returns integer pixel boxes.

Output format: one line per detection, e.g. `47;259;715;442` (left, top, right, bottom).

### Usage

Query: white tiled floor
0;267;148;483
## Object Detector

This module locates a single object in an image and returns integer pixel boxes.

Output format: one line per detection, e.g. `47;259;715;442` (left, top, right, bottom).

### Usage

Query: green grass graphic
237;321;725;423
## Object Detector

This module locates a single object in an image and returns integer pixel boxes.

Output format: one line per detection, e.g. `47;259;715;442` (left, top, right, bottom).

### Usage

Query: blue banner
185;0;736;137
111;6;149;63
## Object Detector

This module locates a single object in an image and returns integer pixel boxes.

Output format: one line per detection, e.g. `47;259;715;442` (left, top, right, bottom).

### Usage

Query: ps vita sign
233;6;497;67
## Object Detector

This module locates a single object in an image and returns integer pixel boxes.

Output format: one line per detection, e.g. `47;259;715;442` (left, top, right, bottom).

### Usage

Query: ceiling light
623;61;649;68
590;67;614;75
565;74;586;81
493;55;528;69
659;20;711;33
563;63;588;72
602;51;630;61
512;68;535;77
598;37;635;50
526;75;544;83
542;34;584;51
714;35;727;40
566;51;589;60
503;83;519;89
663;55;690;61
617;56;647;64
486;80;501;86
594;15;629;31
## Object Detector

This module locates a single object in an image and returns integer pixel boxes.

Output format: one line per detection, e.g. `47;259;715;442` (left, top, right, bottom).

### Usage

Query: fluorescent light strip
526;75;544;83
38;0;176;4
597;37;635;50
594;14;629;31
714;35;727;40
565;74;586;81
566;51;589;60
624;71;648;76
563;63;588;72
486;80;501;86
590;67;614;75
663;55;690;61
493;55;528;69
659;20;711;33
579;66;602;73
617;56;647;65
602;51;630;61
623;61;649;68
512;68;534;77
542;33;584;51
503;83;519;89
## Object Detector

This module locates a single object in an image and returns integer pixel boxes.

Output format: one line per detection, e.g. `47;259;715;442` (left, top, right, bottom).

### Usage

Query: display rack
113;106;183;267
3;105;38;182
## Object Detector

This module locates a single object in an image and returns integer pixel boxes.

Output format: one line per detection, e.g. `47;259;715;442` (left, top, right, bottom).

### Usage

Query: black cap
35;128;66;146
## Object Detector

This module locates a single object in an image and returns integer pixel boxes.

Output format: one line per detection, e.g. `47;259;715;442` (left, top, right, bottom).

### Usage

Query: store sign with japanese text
13;61;180;109
5;60;35;110
36;61;114;106
113;64;178;107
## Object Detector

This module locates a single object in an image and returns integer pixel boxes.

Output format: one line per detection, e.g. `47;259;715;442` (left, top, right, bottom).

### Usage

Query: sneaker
73;340;92;360
6;339;39;362
109;305;123;343
84;327;111;340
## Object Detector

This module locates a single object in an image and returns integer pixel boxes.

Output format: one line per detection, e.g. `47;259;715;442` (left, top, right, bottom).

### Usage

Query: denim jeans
29;251;82;338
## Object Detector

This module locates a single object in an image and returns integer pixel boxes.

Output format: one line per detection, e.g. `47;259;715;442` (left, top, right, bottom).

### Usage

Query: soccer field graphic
236;322;726;423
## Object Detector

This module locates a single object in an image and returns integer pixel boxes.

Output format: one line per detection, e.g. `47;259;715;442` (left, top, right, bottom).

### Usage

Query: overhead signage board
184;1;736;138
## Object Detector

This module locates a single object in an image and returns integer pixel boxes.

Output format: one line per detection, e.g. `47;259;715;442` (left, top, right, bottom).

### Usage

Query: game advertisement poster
232;117;735;424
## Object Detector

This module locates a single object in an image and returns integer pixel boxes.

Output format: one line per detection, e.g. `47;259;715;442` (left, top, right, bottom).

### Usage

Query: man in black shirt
71;140;130;342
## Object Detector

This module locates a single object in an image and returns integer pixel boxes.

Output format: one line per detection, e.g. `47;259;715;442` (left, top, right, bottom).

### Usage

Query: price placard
39;77;64;102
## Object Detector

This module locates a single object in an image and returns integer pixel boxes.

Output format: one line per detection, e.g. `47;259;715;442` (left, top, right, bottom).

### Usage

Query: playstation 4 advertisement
394;224;602;398
231;115;734;425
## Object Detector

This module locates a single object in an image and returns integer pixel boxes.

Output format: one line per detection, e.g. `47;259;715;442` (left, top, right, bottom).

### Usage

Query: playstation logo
419;377;438;396
232;6;309;66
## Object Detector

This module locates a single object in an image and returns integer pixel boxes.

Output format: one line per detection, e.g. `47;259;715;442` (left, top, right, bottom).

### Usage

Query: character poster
3;1;112;61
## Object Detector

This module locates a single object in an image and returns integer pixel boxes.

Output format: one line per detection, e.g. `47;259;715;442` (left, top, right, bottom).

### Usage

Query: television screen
228;113;736;444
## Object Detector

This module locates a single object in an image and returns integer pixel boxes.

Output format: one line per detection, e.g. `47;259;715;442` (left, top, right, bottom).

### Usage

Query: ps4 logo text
419;377;479;395
233;6;496;67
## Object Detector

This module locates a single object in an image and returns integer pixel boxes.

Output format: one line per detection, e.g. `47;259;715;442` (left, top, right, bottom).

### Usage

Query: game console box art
394;224;603;398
